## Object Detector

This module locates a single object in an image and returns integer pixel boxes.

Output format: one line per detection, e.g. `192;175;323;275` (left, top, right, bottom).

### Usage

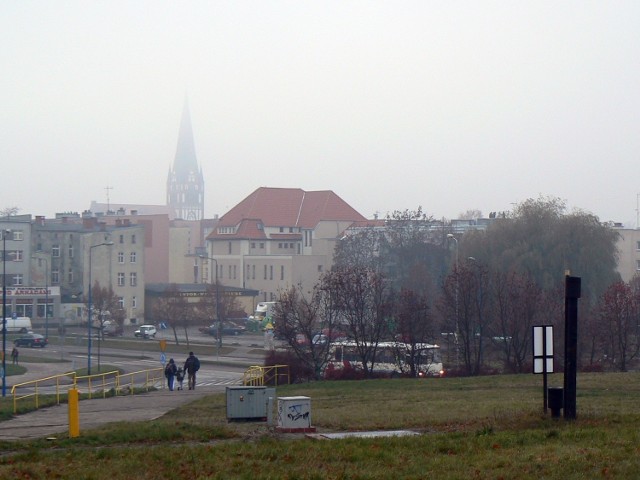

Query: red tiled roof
215;187;366;230
235;219;267;239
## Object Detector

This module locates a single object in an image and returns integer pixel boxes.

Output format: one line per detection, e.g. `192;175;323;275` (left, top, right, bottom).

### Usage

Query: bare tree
597;280;640;371
394;287;434;377
489;271;542;373
323;266;392;377
152;284;190;346
274;283;341;380
440;259;490;375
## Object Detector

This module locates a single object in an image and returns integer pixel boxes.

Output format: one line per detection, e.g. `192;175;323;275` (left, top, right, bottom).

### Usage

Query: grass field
0;372;639;479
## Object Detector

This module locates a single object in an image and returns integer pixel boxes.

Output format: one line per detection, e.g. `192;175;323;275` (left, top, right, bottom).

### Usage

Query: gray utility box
226;386;275;421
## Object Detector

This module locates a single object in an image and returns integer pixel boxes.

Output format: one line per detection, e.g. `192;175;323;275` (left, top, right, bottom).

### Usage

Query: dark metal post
564;275;581;420
2;230;9;397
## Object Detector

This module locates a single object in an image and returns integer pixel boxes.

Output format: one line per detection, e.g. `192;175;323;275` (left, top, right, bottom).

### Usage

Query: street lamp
447;234;459;368
32;253;50;340
88;242;113;375
2;229;12;397
198;255;220;359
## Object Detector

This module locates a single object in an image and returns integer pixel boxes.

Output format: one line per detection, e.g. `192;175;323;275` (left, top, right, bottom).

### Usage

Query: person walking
183;351;200;390
11;347;18;365
164;358;177;391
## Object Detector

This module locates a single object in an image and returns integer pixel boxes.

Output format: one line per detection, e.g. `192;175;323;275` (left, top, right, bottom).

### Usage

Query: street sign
159;339;167;352
160;353;166;366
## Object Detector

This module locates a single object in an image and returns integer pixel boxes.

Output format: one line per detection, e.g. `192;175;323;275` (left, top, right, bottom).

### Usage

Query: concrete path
0;385;224;441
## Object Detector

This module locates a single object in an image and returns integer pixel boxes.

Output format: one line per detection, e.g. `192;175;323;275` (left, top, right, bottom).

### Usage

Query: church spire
166;96;205;220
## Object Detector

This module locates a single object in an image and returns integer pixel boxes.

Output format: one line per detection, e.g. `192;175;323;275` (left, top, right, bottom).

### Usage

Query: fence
243;364;290;386
11;367;164;414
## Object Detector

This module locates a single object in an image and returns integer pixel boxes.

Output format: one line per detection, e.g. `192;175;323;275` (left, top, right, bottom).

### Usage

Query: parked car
14;333;48;348
198;321;246;337
102;321;124;337
134;325;157;338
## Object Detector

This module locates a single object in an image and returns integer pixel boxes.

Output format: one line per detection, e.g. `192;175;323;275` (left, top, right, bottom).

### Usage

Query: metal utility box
226;386;275;421
277;396;313;430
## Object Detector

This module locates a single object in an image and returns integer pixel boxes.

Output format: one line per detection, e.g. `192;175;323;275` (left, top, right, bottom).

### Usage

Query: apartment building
205;187;367;301
32;215;145;325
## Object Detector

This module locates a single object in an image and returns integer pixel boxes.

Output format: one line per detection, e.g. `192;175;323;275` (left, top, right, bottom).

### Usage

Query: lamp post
33;254;49;340
447;234;459;368
2;229;12;397
88;242;113;375
198;255;220;359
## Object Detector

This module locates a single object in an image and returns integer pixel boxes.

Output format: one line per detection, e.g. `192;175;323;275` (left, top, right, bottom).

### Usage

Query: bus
326;340;444;378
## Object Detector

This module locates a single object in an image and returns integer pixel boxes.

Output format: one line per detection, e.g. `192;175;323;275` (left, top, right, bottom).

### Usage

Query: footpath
0;344;267;441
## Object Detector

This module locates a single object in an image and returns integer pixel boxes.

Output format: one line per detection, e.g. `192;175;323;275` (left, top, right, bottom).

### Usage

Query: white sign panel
532;325;554;374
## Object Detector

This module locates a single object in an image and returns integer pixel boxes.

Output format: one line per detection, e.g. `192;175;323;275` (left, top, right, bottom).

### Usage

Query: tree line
275;197;639;378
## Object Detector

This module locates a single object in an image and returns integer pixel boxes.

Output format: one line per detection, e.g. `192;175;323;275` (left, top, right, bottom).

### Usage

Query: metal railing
243;364;290;386
10;367;164;414
11;372;77;414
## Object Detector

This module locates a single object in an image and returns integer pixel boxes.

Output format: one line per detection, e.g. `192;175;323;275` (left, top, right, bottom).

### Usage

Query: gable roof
212;187;366;234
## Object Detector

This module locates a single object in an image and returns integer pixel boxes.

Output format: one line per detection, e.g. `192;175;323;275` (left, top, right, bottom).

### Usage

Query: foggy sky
1;1;639;226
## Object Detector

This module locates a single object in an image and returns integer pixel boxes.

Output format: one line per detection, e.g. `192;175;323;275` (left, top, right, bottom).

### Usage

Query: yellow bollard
68;388;80;438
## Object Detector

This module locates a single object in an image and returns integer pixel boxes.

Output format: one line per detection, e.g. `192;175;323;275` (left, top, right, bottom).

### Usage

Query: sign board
159;339;167;352
533;325;553;374
160;353;166;366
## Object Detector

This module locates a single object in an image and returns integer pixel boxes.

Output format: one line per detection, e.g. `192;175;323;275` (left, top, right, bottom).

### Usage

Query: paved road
0;344;268;441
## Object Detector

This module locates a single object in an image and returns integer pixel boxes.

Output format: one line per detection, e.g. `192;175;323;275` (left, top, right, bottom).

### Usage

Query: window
119;234;124;244
132;296;137;308
68;245;74;258
270;265;273;280
118;273;125;286
131;234;136;244
12;250;23;261
252;265;255;280
289;227;293;233
68;268;73;283
289;243;294;249
228;265;232;279
130;272;137;286
52;269;60;284
279;227;284;233
118;252;125;264
251;242;256;248
281;265;284;280
219;264;223;279
259;243;264;249
13;230;23;241
233;265;237;279
130;252;136;263
13;274;23;286
637;260;640;271
637;241;640;251
318;265;323;273
118;297;125;309
228;242;232;254
278;243;283;249
264;265;267;279
52;245;60;257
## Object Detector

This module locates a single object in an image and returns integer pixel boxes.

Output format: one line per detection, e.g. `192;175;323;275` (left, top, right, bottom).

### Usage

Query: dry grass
0;372;639;479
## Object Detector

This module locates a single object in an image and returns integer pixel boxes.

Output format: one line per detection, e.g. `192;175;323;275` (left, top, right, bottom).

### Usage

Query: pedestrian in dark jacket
164;358;177;391
183;352;200;390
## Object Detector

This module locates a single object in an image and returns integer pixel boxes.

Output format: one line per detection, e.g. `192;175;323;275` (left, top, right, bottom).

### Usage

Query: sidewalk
0;384;225;441
0;344;268;441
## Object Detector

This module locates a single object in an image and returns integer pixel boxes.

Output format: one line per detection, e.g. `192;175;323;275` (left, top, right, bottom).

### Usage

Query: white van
3;317;32;333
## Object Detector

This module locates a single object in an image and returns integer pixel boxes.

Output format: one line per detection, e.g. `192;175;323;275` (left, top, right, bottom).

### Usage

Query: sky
1;1;639;226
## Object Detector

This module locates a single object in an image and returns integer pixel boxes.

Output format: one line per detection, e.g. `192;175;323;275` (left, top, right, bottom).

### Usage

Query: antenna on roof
105;185;113;213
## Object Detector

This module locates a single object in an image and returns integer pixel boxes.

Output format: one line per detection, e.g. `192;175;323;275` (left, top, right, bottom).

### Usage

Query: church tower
167;98;205;220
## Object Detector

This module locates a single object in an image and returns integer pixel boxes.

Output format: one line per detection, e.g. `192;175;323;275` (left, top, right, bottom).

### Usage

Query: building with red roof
204;187;367;301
